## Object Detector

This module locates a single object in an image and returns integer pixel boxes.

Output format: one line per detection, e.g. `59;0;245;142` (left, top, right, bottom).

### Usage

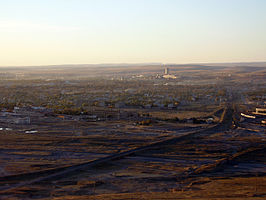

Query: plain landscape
0;63;265;199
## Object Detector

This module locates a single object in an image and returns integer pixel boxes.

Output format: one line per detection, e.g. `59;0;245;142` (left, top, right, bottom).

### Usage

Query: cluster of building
240;107;266;124
0;106;53;125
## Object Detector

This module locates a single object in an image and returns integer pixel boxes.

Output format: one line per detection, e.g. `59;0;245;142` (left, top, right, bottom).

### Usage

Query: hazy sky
0;0;266;66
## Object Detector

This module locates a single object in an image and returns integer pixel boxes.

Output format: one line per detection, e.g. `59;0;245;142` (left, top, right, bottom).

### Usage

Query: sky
0;0;266;66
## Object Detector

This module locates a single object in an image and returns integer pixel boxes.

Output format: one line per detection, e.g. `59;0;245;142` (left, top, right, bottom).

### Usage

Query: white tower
164;67;169;75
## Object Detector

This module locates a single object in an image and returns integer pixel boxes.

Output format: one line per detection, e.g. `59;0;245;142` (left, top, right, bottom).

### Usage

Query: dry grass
48;176;266;200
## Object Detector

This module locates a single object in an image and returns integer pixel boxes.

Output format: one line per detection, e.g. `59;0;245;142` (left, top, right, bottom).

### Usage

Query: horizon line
0;61;266;68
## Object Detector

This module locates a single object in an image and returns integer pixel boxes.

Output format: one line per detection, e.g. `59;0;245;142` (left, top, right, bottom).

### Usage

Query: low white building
163;74;177;79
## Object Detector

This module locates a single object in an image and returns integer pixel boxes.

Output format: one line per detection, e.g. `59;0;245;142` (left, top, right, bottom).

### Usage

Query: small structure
163;66;176;79
163;74;177;79
165;67;169;75
13;107;20;113
241;113;256;119
206;118;214;124
253;108;266;116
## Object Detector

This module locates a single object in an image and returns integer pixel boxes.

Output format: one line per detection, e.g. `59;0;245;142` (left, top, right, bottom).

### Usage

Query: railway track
0;106;233;193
